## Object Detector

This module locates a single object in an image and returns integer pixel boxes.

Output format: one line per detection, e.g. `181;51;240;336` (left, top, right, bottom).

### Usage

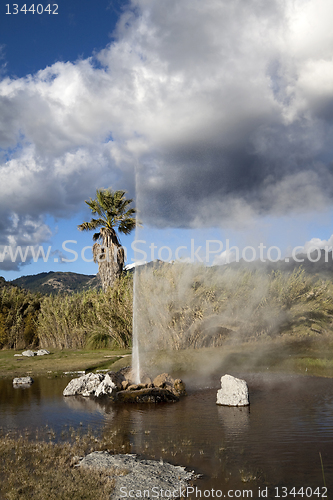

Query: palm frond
92;232;101;242
78;218;105;232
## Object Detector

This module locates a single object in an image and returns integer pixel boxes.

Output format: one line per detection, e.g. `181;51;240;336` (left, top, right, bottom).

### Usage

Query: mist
132;259;333;386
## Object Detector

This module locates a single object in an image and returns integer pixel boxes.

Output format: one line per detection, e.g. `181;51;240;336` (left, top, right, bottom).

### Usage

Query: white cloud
213;249;237;267
304;235;333;253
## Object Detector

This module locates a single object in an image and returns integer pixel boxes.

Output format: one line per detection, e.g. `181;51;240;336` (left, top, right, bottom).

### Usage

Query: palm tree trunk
93;242;124;292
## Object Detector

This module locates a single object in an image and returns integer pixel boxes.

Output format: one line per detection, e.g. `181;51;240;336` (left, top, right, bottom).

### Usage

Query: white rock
22;350;35;357
63;373;105;397
36;349;50;355
78;452;196;498
95;374;117;397
216;374;249;406
13;376;33;385
14;354;23;357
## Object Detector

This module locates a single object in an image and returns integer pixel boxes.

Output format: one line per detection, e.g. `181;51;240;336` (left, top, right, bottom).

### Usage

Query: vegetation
0;286;41;350
1;262;333;373
78;188;138;292
0;274;132;351
38;273;133;349
0;427;128;500
136;264;333;351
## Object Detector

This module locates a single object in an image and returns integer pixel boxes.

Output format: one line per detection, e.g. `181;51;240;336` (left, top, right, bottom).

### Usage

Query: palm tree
78;188;137;292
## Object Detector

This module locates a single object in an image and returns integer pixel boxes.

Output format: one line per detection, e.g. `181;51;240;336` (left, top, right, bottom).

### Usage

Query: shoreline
1;336;333;380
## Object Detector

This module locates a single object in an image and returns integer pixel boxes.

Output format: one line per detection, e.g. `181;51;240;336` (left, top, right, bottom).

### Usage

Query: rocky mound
63;368;186;403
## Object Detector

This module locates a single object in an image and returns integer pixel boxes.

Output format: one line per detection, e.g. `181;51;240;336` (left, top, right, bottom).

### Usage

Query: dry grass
0;427;124;500
135;264;333;352
37;274;133;350
0;274;133;351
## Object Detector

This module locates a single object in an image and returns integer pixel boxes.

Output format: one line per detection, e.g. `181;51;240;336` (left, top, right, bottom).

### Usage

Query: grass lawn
0;348;131;379
142;336;333;379
1;336;333;380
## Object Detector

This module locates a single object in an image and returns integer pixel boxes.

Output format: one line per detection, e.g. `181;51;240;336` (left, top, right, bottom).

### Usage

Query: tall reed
37;274;133;349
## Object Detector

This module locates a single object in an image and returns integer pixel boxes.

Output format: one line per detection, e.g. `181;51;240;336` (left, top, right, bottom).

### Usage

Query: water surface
0;373;332;495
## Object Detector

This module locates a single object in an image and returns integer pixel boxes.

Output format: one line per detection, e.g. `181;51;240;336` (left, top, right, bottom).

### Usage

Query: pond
1;372;332;496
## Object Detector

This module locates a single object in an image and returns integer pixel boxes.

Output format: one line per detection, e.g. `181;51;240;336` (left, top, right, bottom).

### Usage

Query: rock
106;370;125;391
63;373;104;397
174;378;187;396
22;350;35;357
36;349;50;356
78;452;196;499
118;366;152;386
141;375;152;386
153;373;175;389
127;383;147;391
63;369;187;403
152;373;186;397
118;366;135;385
63;372;119;398
116;387;179;403
14;354;23;357
216;374;249;406
13;376;33;386
94;374;117;398
121;380;129;390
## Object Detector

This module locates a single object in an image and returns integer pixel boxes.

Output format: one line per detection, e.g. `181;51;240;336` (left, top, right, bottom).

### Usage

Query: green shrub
0;287;41;349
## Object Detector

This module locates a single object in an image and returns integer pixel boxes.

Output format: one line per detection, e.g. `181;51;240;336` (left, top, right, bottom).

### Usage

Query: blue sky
1;0;333;280
1;1;124;78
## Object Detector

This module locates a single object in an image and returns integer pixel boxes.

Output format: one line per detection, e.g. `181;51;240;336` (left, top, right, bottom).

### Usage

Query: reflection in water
63;395;115;420
217;405;250;435
0;373;333;493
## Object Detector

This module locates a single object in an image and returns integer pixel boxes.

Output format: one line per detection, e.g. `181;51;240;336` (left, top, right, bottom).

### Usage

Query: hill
225;248;333;279
8;271;102;294
2;249;333;295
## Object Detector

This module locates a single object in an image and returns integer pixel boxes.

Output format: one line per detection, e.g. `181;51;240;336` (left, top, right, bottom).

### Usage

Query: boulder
152;373;186;397
13;376;33;386
63;373;104;397
78;452;195;498
216;374;249;406
22;350;35;357
118;366;135;385
174;378;187;396
36;349;50;356
121;380;129;391
106;370;125;391
141;375;152;386
94;373;117;398
153;373;175;389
